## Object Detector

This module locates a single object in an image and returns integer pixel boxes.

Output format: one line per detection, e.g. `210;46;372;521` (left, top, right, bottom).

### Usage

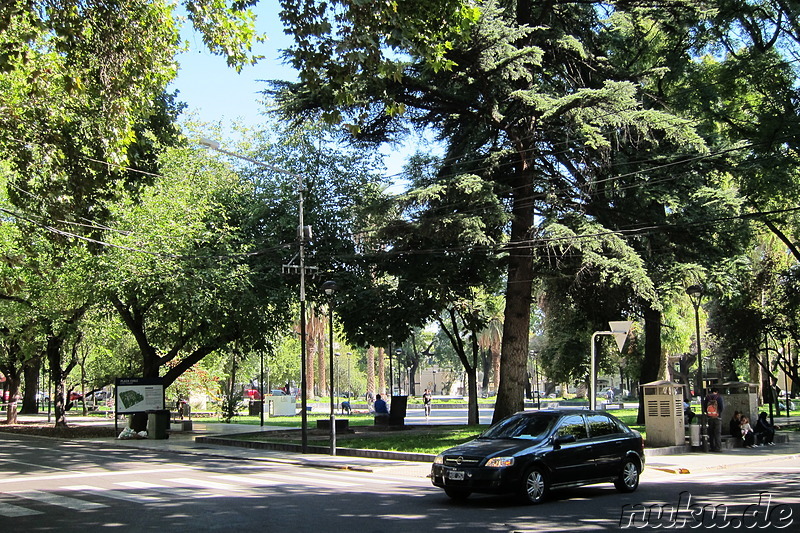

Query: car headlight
433;454;444;465
485;456;515;468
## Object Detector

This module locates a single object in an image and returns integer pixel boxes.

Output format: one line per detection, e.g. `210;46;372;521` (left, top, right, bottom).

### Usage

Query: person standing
703;387;724;452
423;389;432;418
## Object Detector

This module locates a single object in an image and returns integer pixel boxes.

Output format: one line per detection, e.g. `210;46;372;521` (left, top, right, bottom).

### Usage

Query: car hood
444;438;545;458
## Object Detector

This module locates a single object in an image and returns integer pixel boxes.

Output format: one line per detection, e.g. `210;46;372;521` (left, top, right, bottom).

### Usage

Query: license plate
448;470;465;481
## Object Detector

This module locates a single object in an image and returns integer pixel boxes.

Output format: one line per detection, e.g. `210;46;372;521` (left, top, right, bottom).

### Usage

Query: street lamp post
531;350;541;409
335;352;341;410
686;284;706;451
322;280;338;456
387;338;394;395
199;138;314;452
395;348;403;395
346;352;352;399
260;348;264;427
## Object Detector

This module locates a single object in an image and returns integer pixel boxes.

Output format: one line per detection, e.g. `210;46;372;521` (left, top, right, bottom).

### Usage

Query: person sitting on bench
374;394;389;419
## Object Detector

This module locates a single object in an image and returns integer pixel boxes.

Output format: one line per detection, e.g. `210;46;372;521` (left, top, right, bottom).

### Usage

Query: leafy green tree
102;143;293;385
275;1;710;423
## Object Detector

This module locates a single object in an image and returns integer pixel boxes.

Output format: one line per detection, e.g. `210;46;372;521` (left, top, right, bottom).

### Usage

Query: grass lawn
220;408;650;455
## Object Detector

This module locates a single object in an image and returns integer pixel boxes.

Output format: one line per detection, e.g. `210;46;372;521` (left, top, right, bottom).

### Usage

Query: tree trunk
3;371;21;423
493;175;534;424
366;345;375;396
378;347;386;394
637;304;663;424
19;358;41;414
481;349;491;393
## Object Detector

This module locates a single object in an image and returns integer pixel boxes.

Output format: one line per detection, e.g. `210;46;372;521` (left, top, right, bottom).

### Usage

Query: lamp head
321;280;338;296
686;284;703;298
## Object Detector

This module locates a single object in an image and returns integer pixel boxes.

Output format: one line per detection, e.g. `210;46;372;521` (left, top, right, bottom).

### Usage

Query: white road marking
0;467;191;485
116;480;217;499
208;474;283;487
249;471;359;488
8;490;107;510
0;501;43;517
165;477;245;492
61;485;161;504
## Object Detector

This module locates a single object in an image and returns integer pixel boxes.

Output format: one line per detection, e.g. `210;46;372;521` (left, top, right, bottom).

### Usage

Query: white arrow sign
608;320;633;352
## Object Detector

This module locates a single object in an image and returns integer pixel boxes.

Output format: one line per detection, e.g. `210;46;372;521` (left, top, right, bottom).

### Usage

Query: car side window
555;414;588;440
587;414;621;437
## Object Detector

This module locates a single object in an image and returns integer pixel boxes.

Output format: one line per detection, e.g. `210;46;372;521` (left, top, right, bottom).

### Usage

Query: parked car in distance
68;391;83;401
431;409;644;504
86;390;109;402
243;388;262;400
268;389;287;396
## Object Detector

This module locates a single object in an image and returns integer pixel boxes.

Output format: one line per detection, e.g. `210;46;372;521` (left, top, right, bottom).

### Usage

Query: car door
546;414;596;485
586;413;627;478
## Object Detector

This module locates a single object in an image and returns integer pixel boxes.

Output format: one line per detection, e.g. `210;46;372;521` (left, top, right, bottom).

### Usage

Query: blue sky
168;7;438;182
169;8;295;128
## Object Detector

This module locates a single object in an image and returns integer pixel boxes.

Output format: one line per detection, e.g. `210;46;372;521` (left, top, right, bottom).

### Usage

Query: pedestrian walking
423;389;432;418
703;387;724;452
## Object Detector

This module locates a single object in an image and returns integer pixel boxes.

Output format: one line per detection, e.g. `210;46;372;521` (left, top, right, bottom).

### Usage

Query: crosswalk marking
208;474;284;487
8;490;107;510
116;480;217;499
61;485;161;504
165;478;244;492
249;471;359;488
0;501;43;517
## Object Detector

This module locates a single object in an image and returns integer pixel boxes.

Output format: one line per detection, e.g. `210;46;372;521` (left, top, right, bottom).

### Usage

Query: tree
103;142;294;386
275;1;711;424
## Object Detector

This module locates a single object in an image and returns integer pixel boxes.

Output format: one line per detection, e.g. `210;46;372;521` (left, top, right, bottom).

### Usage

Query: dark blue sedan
431;409;644;504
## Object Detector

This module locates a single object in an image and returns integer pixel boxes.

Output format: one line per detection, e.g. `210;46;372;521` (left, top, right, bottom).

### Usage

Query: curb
196;434;437;464
647;451;800;475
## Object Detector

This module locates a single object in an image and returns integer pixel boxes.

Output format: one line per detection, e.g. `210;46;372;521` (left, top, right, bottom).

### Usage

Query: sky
169;8;296;132
168;7;430;180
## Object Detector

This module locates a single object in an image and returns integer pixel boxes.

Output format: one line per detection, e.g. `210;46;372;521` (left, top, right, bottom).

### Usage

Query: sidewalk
6;413;798;479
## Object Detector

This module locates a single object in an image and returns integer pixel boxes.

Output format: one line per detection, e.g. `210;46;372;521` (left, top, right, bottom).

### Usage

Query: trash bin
248;400;263;416
147;409;170;439
129;412;148;432
689;423;700;447
389;395;408;426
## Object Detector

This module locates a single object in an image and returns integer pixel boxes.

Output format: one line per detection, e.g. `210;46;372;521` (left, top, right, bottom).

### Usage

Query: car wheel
520;466;548;504
614;458;640;492
444;488;471;500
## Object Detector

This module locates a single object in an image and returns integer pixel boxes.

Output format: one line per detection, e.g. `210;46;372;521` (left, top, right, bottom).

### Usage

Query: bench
601;402;624;410
374;414;405;426
316;418;350;431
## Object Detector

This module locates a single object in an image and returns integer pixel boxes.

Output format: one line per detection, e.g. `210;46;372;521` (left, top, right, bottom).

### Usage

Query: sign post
114;377;165;434
590;321;633;410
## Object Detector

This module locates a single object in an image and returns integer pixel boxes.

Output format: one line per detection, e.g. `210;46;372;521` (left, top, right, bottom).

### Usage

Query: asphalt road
1;433;798;532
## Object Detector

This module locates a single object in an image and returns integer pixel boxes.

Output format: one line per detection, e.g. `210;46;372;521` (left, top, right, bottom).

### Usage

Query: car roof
513;409;614;416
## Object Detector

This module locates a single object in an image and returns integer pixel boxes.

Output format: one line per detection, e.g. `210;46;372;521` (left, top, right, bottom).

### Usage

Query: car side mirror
552;434;576;448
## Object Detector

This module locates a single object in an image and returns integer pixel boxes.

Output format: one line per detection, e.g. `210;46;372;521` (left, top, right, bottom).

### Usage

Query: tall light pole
686;284;706;449
346;352;352;399
260;348;264;427
199;138;314;452
387;337;393;396
322;280;338;456
395;348;403;395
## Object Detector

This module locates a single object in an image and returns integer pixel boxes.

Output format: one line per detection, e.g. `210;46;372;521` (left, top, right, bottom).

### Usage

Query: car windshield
479;414;557;440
